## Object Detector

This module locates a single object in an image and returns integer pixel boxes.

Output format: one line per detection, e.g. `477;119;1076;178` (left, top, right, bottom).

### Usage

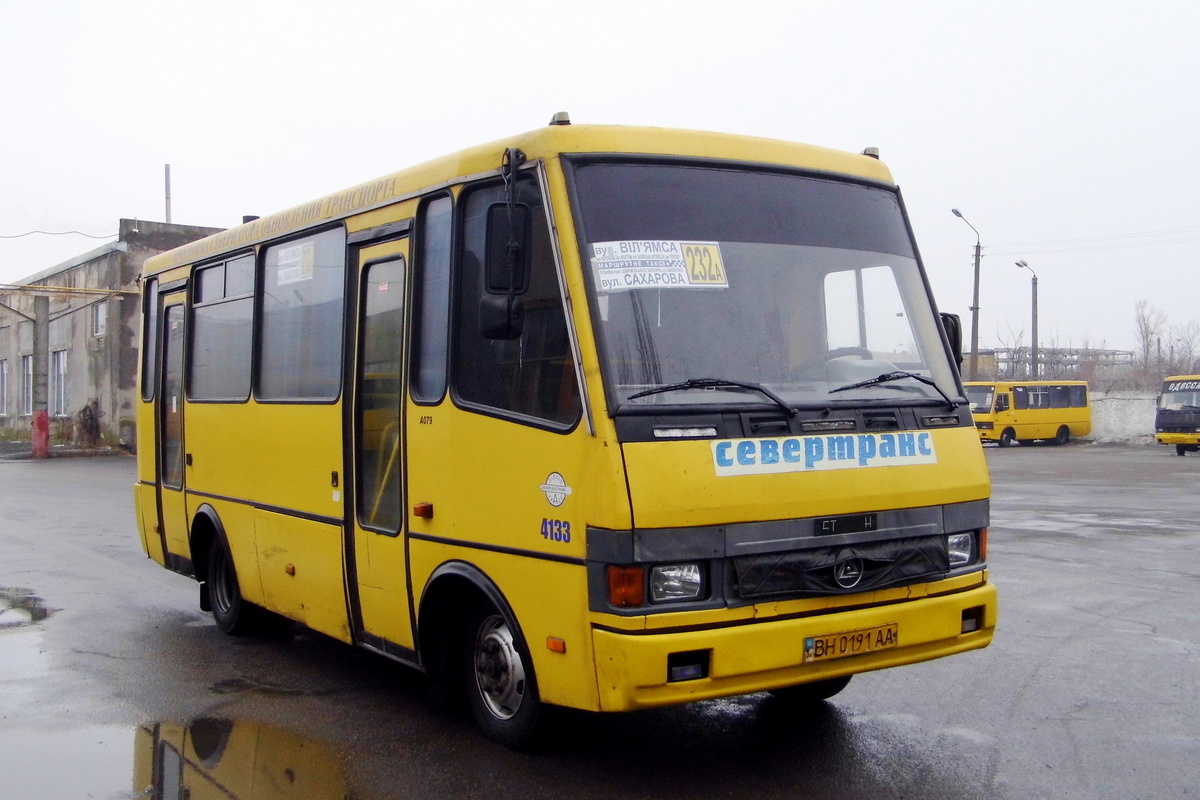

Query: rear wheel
207;536;277;635
465;605;544;749
1054;425;1070;446
769;675;853;705
998;428;1016;447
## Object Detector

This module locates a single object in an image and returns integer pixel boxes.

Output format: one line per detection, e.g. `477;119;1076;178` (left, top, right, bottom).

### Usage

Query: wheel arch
416;561;538;696
188;504;225;585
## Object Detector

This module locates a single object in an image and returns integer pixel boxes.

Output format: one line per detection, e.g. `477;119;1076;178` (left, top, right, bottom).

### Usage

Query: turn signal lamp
607;565;645;608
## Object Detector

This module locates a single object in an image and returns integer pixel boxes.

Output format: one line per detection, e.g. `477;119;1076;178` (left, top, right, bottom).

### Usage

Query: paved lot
0;443;1197;799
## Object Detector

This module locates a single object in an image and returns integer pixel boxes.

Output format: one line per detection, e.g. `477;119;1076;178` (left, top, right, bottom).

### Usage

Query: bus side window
996;393;1010;412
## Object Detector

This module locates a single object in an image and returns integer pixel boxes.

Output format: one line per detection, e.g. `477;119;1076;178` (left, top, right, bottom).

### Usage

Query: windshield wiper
626;378;797;416
829;370;959;409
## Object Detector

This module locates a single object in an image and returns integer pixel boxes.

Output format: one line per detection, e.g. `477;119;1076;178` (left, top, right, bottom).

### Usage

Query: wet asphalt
0;443;1198;799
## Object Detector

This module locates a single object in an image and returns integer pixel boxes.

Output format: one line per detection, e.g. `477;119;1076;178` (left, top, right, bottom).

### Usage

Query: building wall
0;219;222;447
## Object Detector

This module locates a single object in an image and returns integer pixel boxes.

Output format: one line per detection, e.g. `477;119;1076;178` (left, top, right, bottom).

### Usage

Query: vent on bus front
863;411;900;430
745;413;792;437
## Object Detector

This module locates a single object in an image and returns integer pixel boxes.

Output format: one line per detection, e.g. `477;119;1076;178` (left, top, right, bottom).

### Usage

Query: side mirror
485;203;531;294
479;294;524;340
940;312;963;369
480;202;531;340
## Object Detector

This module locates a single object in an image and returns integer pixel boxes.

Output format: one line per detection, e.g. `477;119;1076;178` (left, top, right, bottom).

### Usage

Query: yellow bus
134;115;997;748
1155;375;1200;455
965;380;1091;447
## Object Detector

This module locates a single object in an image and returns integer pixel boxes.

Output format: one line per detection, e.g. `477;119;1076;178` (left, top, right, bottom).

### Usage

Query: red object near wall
31;410;49;459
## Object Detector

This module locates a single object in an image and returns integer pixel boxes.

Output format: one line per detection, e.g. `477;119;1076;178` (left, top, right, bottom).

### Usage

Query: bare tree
1134;300;1168;388
1167;319;1200;375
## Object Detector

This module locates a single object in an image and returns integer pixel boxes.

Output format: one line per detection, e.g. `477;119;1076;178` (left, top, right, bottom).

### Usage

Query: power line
993;224;1200;248
986;224;1200;256
987;235;1200;257
0;230;116;240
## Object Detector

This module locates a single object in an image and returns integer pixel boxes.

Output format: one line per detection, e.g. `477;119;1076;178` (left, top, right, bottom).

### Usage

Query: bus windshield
965;384;995;413
569;162;958;412
1160;383;1200;410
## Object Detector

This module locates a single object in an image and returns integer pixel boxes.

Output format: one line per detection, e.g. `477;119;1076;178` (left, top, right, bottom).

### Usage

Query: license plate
804;623;898;662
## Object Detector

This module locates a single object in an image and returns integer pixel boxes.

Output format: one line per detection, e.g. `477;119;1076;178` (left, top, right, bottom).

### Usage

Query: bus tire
1054;426;1070;446
769;675;852;705
208;535;262;636
1177;445;1188;456
464;604;544;750
998;428;1016;447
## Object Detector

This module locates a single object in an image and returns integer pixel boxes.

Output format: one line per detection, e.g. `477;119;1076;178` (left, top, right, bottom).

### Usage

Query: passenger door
349;237;413;651
156;293;191;568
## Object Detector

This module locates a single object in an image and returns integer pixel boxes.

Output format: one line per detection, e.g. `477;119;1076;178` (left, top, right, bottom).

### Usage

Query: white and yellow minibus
965;380;1091;446
134;116;997;748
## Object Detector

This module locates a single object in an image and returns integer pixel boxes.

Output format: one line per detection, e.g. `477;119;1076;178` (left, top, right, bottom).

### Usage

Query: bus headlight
650;563;704;602
975;422;994;430
947;533;975;567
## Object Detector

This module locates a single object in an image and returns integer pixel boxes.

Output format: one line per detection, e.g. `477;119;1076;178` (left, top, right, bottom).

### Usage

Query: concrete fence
1088;391;1157;444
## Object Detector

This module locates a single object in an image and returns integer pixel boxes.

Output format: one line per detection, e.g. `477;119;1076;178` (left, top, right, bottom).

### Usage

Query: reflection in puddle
135;717;350;799
0;587;52;628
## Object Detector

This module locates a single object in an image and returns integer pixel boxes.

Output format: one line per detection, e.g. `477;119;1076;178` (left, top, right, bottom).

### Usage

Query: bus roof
141;120;896;277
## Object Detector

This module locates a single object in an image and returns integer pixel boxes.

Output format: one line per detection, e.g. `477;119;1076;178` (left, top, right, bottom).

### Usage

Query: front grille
732;535;948;599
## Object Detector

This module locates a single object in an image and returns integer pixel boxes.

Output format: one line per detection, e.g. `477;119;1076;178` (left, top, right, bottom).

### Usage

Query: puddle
0;726;134;800
0;718;351;800
135;718;350;799
0;587;52;628
0;627;50;710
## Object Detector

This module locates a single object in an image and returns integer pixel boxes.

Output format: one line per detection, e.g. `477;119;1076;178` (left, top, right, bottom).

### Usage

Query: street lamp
951;208;982;380
1016;260;1038;379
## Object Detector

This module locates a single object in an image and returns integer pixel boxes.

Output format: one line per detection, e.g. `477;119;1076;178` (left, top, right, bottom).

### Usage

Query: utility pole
952;209;982;380
31;295;49;458
1017;260;1039;379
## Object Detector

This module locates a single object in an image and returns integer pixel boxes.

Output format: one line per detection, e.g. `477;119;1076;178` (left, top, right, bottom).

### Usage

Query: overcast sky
2;0;1196;352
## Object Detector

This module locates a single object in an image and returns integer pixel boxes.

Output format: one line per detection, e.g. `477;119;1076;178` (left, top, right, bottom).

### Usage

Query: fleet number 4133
541;518;571;543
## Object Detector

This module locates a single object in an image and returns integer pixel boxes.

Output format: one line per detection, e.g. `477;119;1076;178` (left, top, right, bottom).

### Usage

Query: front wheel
1054;425;1070;446
998;428;1016;448
1178;445;1189;456
465;607;544;749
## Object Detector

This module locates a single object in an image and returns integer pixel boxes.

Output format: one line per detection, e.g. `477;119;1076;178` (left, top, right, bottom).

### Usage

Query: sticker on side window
591;240;728;294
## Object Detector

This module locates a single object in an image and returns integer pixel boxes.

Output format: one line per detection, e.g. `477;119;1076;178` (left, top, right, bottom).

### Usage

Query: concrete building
0;219;221;449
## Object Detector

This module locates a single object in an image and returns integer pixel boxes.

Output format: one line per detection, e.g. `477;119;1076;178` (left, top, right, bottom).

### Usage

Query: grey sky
2;0;1196;351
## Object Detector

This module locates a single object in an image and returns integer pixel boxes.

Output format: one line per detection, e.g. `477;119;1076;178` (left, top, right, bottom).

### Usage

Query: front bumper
591;580;997;711
1157;432;1200;446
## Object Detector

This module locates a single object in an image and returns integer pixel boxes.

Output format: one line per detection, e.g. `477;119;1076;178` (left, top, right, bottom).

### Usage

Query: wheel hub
473;616;526;720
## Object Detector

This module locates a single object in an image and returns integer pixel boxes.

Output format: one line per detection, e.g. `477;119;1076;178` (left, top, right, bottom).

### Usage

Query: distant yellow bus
965;380;1091;446
1155;375;1200;456
135;116;996;748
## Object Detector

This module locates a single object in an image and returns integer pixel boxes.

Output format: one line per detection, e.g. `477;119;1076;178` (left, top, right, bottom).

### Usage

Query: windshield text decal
711;431;936;476
592;240;728;293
